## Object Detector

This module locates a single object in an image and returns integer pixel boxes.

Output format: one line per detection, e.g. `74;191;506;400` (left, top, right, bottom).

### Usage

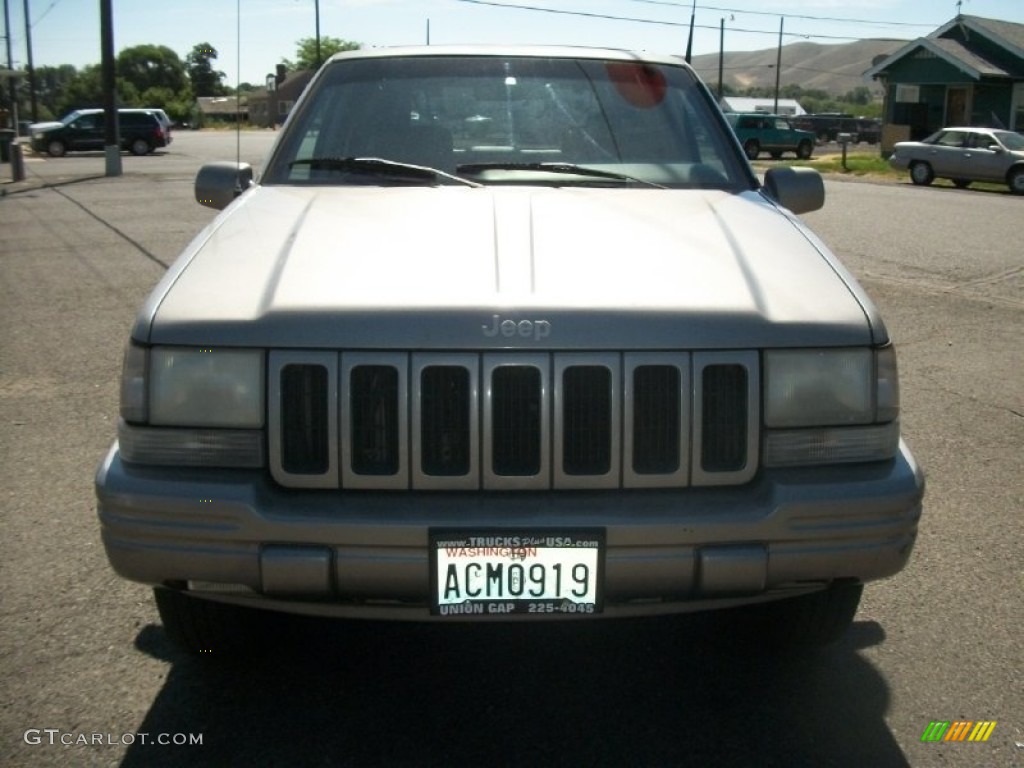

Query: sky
3;0;1024;87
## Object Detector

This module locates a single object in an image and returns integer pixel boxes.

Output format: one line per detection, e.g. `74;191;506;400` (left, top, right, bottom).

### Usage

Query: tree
57;64;140;114
842;86;873;106
185;43;227;97
117;45;187;95
30;65;78;120
281;36;360;72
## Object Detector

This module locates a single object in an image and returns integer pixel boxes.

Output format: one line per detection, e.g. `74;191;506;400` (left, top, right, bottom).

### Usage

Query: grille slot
420;366;471;476
562;366;612;475
692;351;759;486
269;351;338;488
491;366;542;476
554;353;620;488
632;365;681;474
701;364;748;472
350;365;400;476
412;354;479;489
280;364;329;473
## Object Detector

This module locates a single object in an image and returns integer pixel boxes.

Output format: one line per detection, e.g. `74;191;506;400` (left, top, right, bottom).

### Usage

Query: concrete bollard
10;141;26;182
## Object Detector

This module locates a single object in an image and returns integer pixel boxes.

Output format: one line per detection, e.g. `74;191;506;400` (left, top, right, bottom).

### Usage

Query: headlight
764;347;900;467
119;342;149;423
149;347;264;428
765;349;873;427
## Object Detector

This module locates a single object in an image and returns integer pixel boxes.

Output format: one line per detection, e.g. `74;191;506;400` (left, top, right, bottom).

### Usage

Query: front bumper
95;441;924;619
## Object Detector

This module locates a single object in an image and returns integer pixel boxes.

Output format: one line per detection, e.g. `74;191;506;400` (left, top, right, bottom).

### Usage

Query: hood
141;185;877;349
29;121;63;133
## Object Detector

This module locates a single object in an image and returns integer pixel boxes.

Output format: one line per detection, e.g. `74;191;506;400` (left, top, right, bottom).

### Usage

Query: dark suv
30;109;169;157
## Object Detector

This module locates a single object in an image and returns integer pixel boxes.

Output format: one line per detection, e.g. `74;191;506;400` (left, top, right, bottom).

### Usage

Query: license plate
430;530;604;616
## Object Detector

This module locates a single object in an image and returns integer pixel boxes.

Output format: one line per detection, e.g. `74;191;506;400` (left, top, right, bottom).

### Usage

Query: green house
864;14;1024;152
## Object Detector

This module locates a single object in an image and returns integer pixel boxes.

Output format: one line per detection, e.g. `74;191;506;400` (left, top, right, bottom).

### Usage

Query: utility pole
22;0;36;122
314;0;321;68
773;16;783;115
717;18;724;100
684;0;695;63
99;0;120;175
3;0;18;130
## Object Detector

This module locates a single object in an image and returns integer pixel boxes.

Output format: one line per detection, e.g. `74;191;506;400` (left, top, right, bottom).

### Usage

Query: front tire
909;161;934;186
1007;166;1024;195
46;139;66;158
796;140;813;160
743;139;760;160
153;587;266;658
727;582;863;650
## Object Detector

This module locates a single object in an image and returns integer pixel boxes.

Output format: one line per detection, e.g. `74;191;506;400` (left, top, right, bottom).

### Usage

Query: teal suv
726;113;815;160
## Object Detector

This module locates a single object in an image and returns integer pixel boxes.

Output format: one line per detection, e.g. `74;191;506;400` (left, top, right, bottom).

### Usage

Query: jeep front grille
269;351;759;490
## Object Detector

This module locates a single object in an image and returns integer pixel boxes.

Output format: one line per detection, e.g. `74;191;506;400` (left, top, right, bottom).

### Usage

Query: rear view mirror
762;166;825;214
195;162;254;210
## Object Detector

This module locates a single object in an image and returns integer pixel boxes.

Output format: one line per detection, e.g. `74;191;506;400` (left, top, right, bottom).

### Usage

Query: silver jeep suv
95;46;924;654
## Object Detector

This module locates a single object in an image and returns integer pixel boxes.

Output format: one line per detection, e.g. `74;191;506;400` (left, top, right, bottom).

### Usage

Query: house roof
936;15;1024;59
275;71;315;99
864;14;1024;80
720;97;806;115
195;96;247;115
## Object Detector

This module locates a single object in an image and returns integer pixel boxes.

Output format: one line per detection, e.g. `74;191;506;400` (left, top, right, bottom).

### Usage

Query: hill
688;39;907;96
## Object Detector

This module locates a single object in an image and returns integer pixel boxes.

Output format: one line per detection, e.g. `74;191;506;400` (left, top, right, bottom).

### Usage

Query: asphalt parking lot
0;133;1021;767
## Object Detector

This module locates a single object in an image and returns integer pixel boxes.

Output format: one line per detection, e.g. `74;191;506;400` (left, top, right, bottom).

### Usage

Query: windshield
61;110;87;125
995;130;1024;150
263;54;750;189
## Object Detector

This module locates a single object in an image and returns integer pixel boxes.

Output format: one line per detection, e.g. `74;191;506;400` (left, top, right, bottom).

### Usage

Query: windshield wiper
456;162;667;189
288;156;481;187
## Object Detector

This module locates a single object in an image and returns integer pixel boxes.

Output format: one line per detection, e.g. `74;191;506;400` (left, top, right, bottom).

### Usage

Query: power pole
684;0;695;64
3;0;18;130
99;0;120;175
23;0;36;122
717;18;724;100
773;16;783;115
314;0;321;68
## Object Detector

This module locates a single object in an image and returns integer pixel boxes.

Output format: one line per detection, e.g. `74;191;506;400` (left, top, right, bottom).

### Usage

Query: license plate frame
429;529;604;616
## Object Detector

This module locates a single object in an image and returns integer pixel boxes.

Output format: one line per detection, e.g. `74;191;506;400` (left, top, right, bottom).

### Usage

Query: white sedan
889;126;1024;194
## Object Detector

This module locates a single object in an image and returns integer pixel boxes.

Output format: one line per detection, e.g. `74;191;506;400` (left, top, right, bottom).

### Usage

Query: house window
1013;83;1024;131
895;85;920;103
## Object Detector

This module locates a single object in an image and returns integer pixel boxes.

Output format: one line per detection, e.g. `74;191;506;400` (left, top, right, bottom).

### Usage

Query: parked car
792;114;881;145
95;45;923;656
725;112;815;160
30;108;169;157
889;126;1024;194
853;118;882;145
121;108;174;144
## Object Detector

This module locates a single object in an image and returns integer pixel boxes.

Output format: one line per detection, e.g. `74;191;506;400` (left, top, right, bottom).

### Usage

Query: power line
625;0;941;29
33;0;66;28
455;0;914;42
457;0;690;28
692;63;881;79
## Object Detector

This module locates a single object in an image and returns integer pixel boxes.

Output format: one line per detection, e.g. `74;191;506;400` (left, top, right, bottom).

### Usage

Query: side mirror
762;165;825;215
195;161;253;210
988;144;1004;153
